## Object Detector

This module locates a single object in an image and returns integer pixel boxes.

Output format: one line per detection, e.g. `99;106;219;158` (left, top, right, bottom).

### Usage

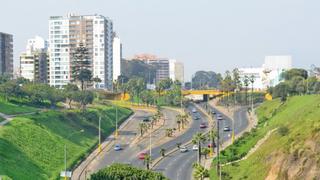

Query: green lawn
0;99;38;115
0;105;132;179
210;95;320;179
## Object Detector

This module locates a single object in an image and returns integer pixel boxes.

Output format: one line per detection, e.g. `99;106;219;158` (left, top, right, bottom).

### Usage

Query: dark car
200;122;207;128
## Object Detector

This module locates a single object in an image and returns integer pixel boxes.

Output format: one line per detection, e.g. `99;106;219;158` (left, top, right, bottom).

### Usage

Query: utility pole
64;144;67;180
149;129;152;158
216;113;220;176
99;117;102;153
115;106;118;138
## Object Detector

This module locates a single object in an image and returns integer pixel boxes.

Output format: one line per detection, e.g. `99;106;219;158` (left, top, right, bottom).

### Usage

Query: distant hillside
211;95;320;180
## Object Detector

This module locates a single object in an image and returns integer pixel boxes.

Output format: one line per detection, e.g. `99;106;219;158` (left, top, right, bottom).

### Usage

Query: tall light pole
115;106;118;138
99;117;102;153
63;129;84;180
149;128;152;158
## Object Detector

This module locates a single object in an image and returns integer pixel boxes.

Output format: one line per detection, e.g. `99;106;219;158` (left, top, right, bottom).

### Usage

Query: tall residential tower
0;32;13;76
48;13;113;89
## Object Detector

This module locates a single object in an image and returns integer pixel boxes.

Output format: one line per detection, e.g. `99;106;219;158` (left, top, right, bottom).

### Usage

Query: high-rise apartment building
0;32;13;76
48;13;113;89
169;59;184;84
112;33;122;81
145;59;170;83
20;36;49;83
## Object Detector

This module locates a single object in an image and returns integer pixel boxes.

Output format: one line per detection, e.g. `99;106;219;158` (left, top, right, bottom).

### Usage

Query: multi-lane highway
153;102;249;180
74;108;180;179
73;101;250;180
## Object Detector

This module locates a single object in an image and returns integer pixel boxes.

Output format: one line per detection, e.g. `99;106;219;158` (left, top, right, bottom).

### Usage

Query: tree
192;71;222;89
90;163;167;180
64;83;79;109
243;76;250;105
232;68;241;105
192;133;207;163
71;43;92;90
281;68;308;81
201;147;211;159
139;122;148;136
143;154;151;170
47;87;65;108
208;130;217;154
73;90;94;111
192;163;209;180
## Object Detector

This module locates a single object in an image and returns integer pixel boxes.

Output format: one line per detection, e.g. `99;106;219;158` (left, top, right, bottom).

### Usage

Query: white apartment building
20;36;48;83
112;33;122;81
48;13;113;89
169;59;184;84
239;56;292;90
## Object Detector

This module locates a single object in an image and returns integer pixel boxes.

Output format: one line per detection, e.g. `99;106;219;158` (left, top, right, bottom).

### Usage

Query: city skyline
1;0;320;80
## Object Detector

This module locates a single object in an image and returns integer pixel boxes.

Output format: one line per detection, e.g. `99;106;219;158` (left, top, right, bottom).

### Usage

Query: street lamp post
63;129;84;180
115;106;118;138
99;117;102;153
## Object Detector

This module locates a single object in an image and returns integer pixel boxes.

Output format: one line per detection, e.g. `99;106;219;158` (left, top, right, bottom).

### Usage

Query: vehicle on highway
180;146;188;153
200;122;207;128
192;108;197;113
217;116;223;120
223;126;231;131
138;151;148;160
211;111;216;115
192;145;199;151
142;117;150;122
114;144;122;151
193;115;200;120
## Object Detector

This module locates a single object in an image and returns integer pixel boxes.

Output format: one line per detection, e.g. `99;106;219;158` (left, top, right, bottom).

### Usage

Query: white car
180;146;188;153
192;109;197;113
192;145;199;151
223;126;231;131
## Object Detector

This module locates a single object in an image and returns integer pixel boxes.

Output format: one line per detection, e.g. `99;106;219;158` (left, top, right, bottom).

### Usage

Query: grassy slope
0;99;38;115
211;95;320;179
0;105;132;179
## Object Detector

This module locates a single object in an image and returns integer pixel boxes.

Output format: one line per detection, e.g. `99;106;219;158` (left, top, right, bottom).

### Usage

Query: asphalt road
153;102;249;180
153;103;212;180
76;108;179;179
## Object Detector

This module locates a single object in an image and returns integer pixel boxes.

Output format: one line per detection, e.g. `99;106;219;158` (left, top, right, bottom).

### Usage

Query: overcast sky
1;0;320;80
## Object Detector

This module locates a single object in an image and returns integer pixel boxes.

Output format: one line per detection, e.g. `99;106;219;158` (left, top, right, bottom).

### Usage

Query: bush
278;126;289;136
90;163;168;180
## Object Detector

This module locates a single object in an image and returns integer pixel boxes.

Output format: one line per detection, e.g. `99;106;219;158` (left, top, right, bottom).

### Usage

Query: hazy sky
1;0;320;80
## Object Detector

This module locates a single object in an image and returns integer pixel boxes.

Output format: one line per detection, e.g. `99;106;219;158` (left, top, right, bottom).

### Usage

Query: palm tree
139;122;147;136
250;74;255;111
201;147;211;159
143;154;151;170
243;75;250;105
192;133;207;163
193;163;209;180
160;148;166;157
208;129;217;154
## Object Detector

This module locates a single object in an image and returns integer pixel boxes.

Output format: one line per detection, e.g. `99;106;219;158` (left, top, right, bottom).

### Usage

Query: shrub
278;126;289;136
90;163;168;180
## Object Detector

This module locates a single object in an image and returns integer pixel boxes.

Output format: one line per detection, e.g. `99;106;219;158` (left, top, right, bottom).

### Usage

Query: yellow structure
182;89;225;96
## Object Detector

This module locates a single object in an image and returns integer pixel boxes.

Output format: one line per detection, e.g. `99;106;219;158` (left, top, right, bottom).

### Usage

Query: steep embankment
211;95;320;180
0;104;132;179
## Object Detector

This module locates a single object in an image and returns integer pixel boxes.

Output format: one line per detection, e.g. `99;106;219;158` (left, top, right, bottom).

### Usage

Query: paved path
0;111;39;126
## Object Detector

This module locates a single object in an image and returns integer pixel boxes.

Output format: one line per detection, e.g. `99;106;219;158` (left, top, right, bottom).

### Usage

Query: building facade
169;59;184;84
0;32;13;76
20;36;48;83
145;59;170;83
112;33;122;81
48;13;113;89
239;56;292;90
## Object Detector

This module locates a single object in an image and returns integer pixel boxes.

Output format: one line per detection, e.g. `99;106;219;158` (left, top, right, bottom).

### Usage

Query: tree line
268;68;320;101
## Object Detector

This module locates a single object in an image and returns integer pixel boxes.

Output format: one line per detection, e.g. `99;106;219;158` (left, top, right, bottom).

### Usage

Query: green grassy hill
0;104;132;179
211;95;320;179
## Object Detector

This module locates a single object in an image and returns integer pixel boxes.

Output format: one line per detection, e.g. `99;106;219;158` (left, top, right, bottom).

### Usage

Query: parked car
180;146;188;153
114;144;122;151
192;145;199;151
200;122;207;128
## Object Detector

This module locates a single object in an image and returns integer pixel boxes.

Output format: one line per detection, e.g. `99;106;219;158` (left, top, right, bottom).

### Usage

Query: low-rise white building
239;55;292;90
